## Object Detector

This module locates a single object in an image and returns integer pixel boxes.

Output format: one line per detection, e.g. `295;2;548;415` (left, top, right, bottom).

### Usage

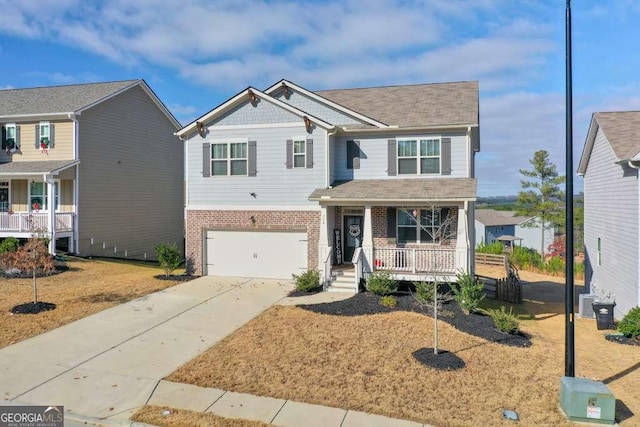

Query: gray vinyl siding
212;99;299;126
273;90;363;125
514;222;554;253
584;127;639;318
76;85;183;260
188;124;326;206
474;220;486;246
332;132;467;181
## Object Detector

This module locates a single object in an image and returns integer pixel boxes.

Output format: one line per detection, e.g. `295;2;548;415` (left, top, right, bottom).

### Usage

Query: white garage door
206;230;308;279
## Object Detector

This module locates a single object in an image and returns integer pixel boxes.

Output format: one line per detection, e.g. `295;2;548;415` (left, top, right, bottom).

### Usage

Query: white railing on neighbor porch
0;212;74;233
373;247;457;274
352;247;363;291
322;246;333;291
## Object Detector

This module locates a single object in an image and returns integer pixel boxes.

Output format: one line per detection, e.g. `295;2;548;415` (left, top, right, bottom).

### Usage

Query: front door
343;215;363;263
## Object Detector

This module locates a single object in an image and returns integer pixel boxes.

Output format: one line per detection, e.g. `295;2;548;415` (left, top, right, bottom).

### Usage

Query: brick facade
371;206;458;248
186;209;320;276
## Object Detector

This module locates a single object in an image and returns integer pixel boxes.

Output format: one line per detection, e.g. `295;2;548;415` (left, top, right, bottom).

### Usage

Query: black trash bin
592;302;616;330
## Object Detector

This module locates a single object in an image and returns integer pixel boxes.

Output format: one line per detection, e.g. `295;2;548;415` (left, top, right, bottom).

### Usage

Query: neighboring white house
177;79;480;291
475;209;554;254
578;111;640;318
0;80;184;259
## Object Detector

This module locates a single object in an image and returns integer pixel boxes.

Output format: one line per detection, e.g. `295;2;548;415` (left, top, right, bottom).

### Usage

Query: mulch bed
605;333;640;346
413;347;466;371
153;274;197;282
299;292;532;348
10;302;57;314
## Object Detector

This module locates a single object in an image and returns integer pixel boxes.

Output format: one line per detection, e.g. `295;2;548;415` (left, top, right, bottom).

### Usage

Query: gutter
338;123;479;134
0;112;74;121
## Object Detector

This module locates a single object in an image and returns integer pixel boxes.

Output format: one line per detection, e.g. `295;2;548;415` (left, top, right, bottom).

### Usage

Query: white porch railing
373;247;457;274
322;246;333;291
0;212;74;233
352;247;363;291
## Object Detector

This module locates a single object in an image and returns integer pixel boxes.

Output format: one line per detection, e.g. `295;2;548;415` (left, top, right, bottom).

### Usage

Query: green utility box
560;376;616;424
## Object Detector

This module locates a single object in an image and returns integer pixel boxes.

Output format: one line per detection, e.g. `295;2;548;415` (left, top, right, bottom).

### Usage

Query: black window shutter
387;207;397;238
248;140;257;177
50;123;55;149
347;140;353;169
202;143;211;177
35;124;40;148
1;125;5;150
441;137;451;175
347;140;361;170
387;139;397;176
286;139;293;169
306;138;313;168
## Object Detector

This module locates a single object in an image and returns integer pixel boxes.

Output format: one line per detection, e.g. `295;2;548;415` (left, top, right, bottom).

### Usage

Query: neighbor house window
397;208;444;244
39;122;50;148
211;141;247;176
29;182;59;211
293;138;306;168
397;138;440;174
597;237;602;266
5;124;17;149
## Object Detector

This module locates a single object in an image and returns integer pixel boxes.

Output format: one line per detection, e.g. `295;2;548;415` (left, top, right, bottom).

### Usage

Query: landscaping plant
475;241;504;255
451;271;485;315
489;306;520;335
154;242;184;277
292;269;320;292
0;237;18;254
365;270;397;296
617;307;640;339
10;237;55;305
380;295;397;308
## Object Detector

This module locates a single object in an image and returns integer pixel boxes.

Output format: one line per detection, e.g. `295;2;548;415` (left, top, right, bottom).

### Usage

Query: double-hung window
211;141;248;176
397;208;444;244
293;138;306;168
29;181;59;211
5;124;17;148
39;122;51;148
397;138;440;174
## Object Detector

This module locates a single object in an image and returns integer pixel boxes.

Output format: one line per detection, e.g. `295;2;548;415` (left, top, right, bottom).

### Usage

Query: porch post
362;205;373;273
318;205;330;282
47;179;56;255
456;204;468;272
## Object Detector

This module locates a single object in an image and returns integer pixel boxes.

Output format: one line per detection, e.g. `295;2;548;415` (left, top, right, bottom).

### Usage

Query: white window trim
292;136;306;168
397;136;441;175
28;180;60;212
39;121;51;150
397;208;443;244
5;123;16;142
0;181;9;213
210;138;248;177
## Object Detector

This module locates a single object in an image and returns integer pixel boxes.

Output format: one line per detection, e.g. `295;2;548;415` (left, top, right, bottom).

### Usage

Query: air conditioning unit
578;294;598;318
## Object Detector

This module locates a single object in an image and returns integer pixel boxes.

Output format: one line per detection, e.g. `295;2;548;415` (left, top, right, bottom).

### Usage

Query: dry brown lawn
0;257;184;348
167;268;640;427
132;405;269;427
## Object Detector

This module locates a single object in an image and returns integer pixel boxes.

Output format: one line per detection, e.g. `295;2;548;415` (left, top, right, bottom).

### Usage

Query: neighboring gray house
578;111;640;318
0;80;183;259
475;209;554;254
177;79;480;291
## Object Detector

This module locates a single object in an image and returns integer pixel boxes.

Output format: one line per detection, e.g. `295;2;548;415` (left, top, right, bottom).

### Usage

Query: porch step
327;269;358;293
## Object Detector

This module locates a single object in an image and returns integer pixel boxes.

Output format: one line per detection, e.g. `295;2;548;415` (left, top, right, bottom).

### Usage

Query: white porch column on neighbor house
46;177;56;255
319;205;331;281
456;203;469;272
362;205;373;273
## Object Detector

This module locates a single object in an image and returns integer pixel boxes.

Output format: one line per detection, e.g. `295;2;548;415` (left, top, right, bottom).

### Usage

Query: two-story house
177;80;479;291
475;209;554;253
0;80;184;259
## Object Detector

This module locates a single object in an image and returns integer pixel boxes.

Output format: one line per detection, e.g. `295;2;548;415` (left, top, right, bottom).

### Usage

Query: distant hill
477;196;517;210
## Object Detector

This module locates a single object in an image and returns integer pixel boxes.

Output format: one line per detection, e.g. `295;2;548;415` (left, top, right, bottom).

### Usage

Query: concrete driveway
0;276;293;423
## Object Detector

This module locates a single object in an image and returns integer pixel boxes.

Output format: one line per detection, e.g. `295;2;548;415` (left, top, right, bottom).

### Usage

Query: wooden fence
479;276;522;304
475;253;507;266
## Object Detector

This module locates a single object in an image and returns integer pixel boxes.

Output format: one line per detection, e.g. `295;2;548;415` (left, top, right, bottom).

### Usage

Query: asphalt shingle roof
309;178;476;202
314;81;479;128
475;209;533;226
0;160;79;174
593;111;640;160
0;80;140;116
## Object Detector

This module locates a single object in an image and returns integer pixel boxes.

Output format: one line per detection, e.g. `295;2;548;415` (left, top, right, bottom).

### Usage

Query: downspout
467;126;472;177
69;112;80;254
178;133;188;218
325;127;338;188
628;160;640;307
44;173;56;255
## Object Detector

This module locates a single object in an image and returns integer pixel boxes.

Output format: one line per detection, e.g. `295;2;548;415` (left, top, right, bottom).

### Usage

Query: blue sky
1;0;640;196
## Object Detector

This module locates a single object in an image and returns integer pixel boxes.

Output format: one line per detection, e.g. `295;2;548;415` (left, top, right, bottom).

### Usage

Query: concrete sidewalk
146;380;431;427
0;276;292;422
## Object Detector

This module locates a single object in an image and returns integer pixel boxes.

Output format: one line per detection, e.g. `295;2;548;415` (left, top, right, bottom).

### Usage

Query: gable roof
475;209;534;226
0;80;180;128
315;81;479;128
578;111;640;174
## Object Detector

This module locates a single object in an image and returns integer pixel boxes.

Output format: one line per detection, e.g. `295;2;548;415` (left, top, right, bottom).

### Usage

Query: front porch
0;211;74;236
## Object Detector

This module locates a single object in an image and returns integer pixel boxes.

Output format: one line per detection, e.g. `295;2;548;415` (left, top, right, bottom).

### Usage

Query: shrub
489;306;520;334
476;241;504;255
154;242;184;277
366;270;398;296
292;269;320;292
414;280;437;305
450;271;485;314
509;246;543;270
545;256;565;275
547;236;565;258
380;295;397;307
618;307;640;339
0;237;18;254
